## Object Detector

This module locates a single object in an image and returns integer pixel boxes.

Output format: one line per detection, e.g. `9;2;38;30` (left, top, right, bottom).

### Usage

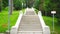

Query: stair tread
18;15;42;31
26;9;35;15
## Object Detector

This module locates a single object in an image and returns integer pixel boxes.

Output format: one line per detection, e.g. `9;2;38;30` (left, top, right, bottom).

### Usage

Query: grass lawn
0;10;19;32
43;16;60;34
0;8;60;34
0;8;25;33
35;9;60;34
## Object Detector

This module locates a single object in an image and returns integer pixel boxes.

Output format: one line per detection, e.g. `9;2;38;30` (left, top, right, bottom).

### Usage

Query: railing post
43;26;50;34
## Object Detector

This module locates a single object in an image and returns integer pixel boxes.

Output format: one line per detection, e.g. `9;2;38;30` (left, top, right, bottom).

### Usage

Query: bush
13;0;22;10
34;0;40;10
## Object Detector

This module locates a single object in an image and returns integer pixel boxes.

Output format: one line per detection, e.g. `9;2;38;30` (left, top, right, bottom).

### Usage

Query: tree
34;0;41;10
55;0;60;25
13;0;22;10
0;0;2;12
43;0;60;25
8;0;13;15
25;0;35;8
2;0;8;8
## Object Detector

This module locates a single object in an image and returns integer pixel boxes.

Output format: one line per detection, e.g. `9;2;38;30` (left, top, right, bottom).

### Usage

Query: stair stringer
10;11;23;34
38;11;50;34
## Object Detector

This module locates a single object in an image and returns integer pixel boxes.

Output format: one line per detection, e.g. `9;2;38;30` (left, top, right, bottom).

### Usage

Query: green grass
0;8;60;34
34;8;60;34
43;16;60;34
0;7;25;32
0;10;19;32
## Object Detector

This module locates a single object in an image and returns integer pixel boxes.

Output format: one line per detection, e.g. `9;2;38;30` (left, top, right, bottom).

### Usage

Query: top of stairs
18;8;42;31
25;8;36;15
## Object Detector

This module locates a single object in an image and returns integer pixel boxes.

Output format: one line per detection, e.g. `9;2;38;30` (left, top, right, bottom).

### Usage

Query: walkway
17;8;43;34
10;8;50;34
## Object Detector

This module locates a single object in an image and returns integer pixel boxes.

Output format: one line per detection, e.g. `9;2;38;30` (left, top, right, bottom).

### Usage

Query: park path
17;8;43;34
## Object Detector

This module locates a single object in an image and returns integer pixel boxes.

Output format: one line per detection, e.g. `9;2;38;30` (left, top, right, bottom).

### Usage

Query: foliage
2;0;8;8
34;0;41;10
25;0;35;8
2;0;23;10
13;0;22;10
0;10;19;32
0;0;2;12
37;0;60;25
0;8;25;32
43;16;60;34
34;8;39;14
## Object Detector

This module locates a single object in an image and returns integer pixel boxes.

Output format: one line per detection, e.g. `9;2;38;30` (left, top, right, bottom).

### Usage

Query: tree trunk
39;0;44;11
9;0;13;15
0;0;2;12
